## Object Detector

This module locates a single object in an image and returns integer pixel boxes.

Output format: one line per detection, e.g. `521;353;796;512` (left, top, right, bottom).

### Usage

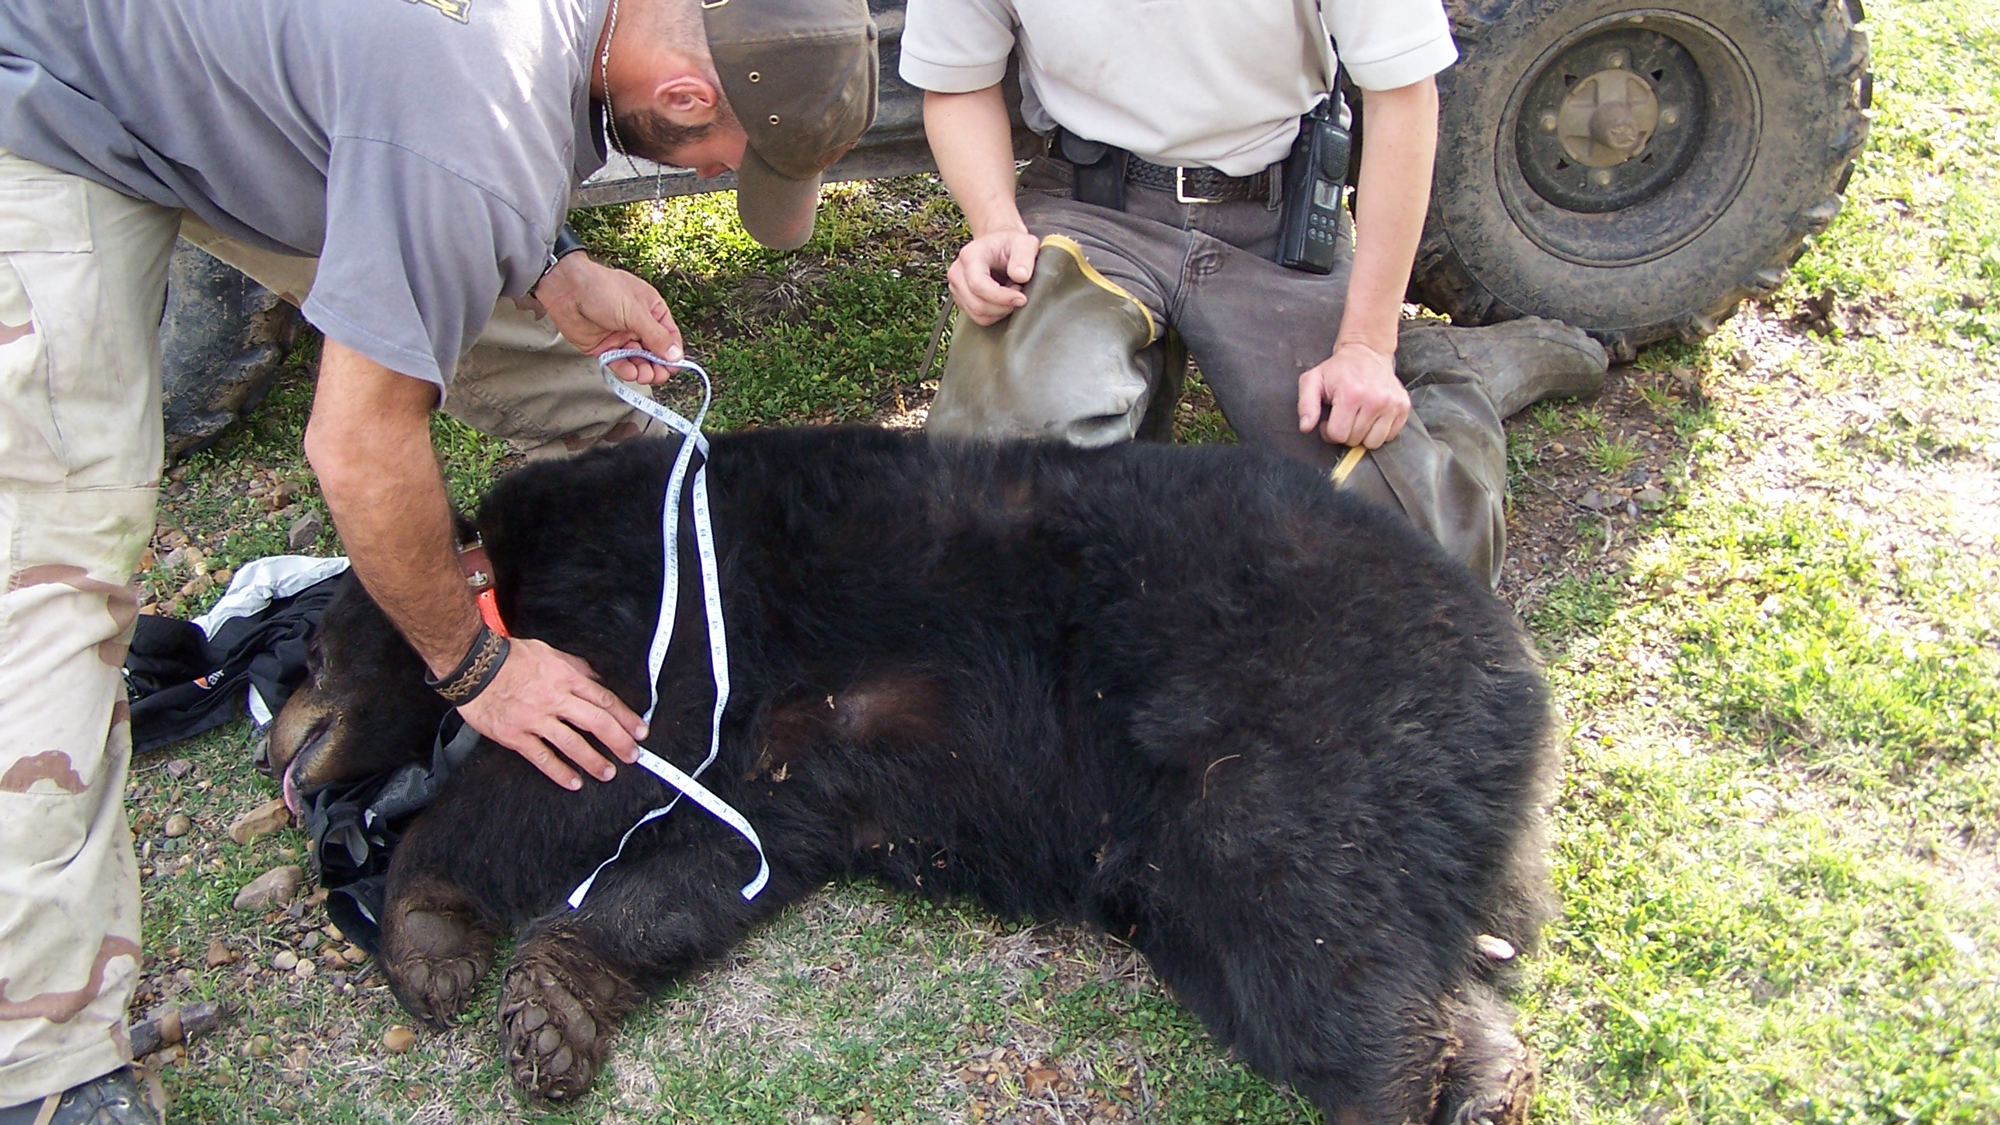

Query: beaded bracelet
425;623;511;706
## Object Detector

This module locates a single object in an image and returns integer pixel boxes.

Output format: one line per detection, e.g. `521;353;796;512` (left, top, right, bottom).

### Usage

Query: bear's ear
452;512;480;548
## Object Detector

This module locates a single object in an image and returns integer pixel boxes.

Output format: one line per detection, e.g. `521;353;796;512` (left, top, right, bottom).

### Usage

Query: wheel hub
1514;26;1709;215
1556;65;1660;167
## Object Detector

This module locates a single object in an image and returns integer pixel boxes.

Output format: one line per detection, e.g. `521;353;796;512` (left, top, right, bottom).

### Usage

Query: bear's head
263;572;451;813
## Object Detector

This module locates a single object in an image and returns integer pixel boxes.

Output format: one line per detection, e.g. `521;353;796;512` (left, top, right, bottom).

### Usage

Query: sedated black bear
267;427;1554;1123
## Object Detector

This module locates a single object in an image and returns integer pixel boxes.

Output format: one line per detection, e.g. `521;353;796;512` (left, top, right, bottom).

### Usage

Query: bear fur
268;427;1554;1123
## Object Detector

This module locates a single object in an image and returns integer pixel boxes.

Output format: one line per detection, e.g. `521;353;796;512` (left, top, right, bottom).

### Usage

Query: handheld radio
1276;97;1353;275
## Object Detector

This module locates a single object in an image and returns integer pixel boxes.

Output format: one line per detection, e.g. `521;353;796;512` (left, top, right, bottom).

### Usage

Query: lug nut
1607;51;1628;68
1591;169;1614;186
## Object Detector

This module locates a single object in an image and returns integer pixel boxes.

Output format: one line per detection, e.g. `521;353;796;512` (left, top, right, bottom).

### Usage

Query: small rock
164;759;193;780
1579;490;1614;512
322;923;344;942
160;547;187;571
1636;487;1667;507
341;944;369;965
162;814;192;839
227;798;292;846
293;958;317;980
1475;934;1517;961
232;865;304;911
382;1025;416;1054
271;950;299;971
179;574;213;598
287;511;323;553
205;939;239;968
212;567;234;588
300;931;322;952
247;1034;274;1059
274;480;303;508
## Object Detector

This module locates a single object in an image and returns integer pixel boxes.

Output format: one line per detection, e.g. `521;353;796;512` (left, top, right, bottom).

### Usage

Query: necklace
598;0;664;196
599;0;630;159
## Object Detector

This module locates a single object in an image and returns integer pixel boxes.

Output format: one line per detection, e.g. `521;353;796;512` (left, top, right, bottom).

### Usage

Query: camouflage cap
703;0;878;250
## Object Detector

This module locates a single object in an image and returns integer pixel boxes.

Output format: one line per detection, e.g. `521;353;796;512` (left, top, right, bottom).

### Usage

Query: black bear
267;427;1553;1123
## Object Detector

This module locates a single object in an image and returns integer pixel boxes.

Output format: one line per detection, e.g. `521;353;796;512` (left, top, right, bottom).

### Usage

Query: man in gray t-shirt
0;0;875;1115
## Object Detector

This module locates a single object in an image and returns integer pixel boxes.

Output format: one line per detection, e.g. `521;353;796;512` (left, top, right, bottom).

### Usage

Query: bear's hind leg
1431;982;1536;1125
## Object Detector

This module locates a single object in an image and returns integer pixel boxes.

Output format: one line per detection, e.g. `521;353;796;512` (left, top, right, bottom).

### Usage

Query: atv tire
1415;0;1871;360
160;240;304;462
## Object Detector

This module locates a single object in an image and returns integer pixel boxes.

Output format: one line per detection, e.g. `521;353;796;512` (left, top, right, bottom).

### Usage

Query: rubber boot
929;236;1167;447
0;1068;163;1125
1397;317;1608;421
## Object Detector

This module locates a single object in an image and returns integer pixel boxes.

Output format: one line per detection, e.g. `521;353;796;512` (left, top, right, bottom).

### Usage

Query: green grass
1584;434;1643;475
135;1;2000;1120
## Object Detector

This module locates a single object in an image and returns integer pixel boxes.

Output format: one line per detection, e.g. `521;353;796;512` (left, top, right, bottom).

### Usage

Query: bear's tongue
282;755;303;817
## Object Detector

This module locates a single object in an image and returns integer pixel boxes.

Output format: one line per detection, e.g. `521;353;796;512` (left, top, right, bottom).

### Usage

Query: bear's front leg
497;824;803;1101
379;873;500;1028
376;745;665;1027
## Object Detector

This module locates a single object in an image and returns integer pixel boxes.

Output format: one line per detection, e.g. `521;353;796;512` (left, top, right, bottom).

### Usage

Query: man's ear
653;74;721;126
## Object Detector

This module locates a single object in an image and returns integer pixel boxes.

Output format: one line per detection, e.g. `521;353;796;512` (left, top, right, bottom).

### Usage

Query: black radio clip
1276;96;1353;275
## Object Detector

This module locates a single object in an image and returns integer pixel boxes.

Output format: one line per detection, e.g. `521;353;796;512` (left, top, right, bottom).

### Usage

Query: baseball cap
703;0;879;250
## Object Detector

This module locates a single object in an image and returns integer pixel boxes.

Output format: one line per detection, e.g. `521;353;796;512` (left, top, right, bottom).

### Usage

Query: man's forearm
924;86;1027;237
1337;79;1440;355
305;340;480;677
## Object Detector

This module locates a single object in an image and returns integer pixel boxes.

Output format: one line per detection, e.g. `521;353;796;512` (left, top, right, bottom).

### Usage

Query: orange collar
457;542;510;638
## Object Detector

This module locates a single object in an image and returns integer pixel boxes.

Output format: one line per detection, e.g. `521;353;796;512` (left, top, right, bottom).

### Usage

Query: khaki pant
176;220;663;460
931;157;1508;586
0;151;647;1107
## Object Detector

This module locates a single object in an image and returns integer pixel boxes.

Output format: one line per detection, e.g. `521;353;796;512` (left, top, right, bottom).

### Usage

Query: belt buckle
1175;166;1225;205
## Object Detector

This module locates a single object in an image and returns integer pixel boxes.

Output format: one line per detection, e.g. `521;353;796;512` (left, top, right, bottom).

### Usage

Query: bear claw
500;949;629;1102
382;904;496;1027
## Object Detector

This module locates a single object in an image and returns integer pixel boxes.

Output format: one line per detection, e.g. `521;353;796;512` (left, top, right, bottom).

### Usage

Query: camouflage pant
0;151;650;1106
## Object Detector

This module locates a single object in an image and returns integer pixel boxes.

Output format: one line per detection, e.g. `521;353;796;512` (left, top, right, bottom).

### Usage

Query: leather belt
1122;155;1271;203
1046;128;1272;205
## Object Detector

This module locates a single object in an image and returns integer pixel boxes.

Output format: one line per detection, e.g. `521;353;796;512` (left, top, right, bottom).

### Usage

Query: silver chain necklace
598;0;666;198
600;0;630;159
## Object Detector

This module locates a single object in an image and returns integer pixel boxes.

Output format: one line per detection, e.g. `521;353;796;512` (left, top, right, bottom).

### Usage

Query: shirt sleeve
1322;0;1459;91
899;0;1019;93
304;136;546;393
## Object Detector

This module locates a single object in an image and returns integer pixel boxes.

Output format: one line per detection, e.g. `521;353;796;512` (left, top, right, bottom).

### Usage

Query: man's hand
1297;341;1411;449
455;638;645;790
530;253;685;384
948;228;1043;325
925;86;1044;326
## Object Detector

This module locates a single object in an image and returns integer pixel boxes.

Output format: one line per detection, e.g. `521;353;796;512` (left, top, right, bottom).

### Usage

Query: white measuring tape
565;350;769;906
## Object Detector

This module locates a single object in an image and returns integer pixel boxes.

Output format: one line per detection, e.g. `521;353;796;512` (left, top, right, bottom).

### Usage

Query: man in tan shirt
902;0;1608;585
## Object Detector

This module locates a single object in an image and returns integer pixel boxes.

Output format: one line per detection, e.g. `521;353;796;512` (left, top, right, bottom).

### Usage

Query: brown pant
0;151;650;1107
930;157;1507;586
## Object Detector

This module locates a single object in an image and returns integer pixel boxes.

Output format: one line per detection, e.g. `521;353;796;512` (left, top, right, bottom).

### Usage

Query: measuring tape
565;350;769;906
